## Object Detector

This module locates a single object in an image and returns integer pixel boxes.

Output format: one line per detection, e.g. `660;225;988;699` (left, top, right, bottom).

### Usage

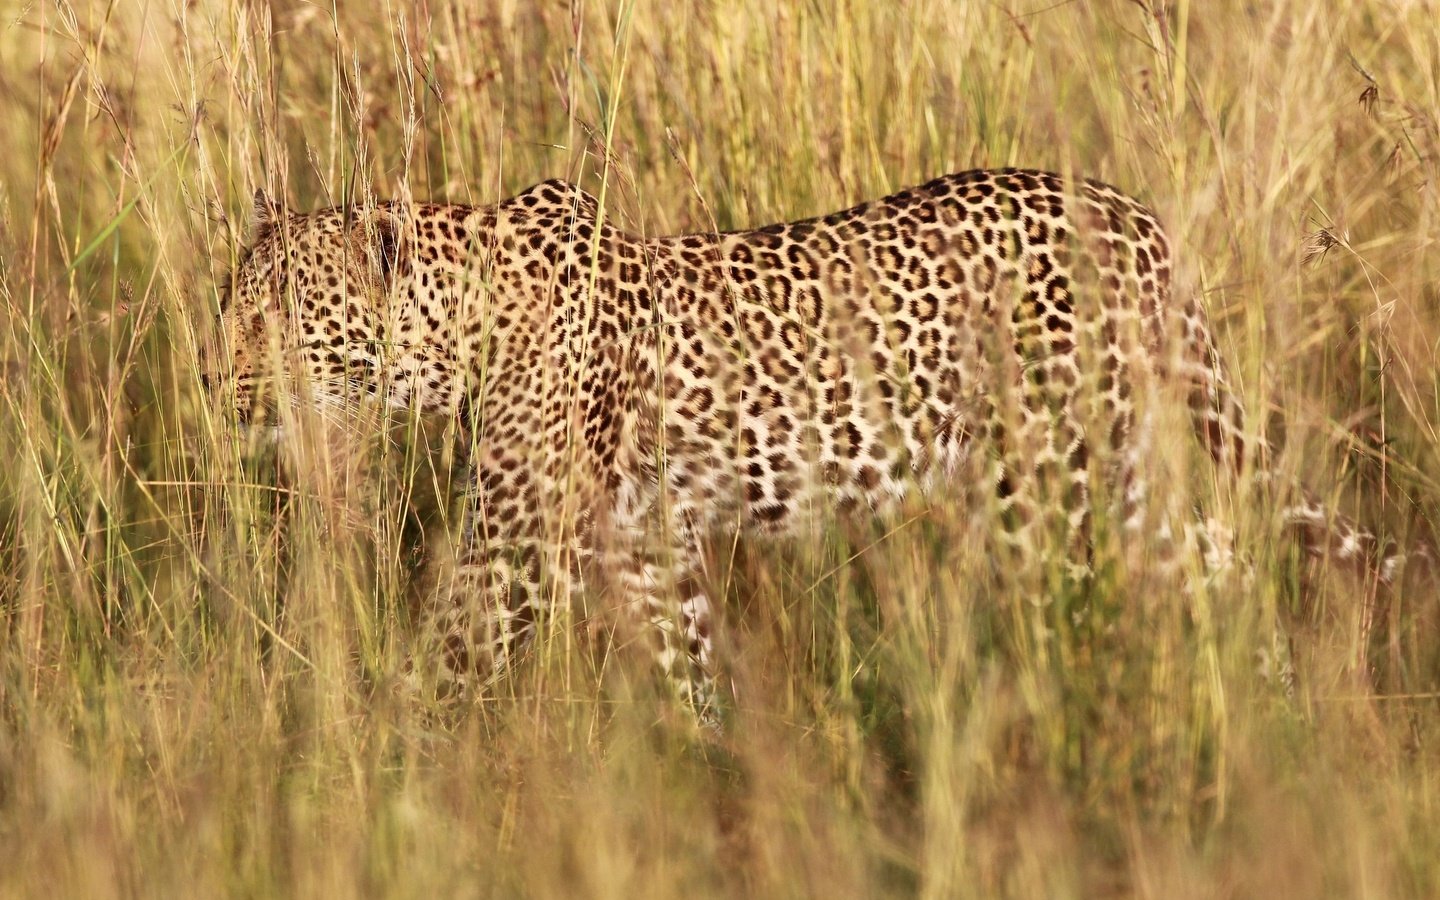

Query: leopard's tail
1173;294;1427;586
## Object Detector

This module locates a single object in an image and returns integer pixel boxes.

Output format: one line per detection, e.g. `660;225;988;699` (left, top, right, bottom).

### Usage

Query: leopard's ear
363;205;409;293
248;188;281;245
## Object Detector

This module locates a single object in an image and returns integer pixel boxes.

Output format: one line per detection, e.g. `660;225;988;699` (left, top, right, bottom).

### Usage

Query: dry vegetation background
2;0;1439;896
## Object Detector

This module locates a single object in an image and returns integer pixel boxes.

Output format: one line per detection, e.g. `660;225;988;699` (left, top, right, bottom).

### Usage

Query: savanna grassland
2;0;1440;896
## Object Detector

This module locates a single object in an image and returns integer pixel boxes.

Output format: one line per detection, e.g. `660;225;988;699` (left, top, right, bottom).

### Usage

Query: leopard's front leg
606;536;720;729
407;453;590;701
413;540;583;698
412;515;721;729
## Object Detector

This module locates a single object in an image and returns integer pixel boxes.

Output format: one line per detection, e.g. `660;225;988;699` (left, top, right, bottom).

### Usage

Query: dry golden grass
2;1;1439;896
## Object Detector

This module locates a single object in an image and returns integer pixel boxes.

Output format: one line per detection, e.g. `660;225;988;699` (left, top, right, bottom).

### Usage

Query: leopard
213;167;1413;725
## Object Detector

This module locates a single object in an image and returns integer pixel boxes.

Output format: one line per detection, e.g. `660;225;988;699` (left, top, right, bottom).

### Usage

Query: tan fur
216;169;1401;722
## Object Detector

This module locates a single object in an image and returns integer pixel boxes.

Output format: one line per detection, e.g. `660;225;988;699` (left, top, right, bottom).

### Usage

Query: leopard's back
622;169;1189;547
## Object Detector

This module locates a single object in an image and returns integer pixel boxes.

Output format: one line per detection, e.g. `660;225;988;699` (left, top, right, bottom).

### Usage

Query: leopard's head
209;190;406;431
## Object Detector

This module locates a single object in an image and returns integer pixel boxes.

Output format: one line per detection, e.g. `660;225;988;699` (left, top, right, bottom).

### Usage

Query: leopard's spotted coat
217;168;1401;720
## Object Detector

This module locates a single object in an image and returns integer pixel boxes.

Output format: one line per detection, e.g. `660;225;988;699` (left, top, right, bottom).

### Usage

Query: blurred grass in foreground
1;1;1439;896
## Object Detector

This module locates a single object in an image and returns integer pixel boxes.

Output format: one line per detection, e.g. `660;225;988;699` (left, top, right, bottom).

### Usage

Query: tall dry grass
1;0;1438;896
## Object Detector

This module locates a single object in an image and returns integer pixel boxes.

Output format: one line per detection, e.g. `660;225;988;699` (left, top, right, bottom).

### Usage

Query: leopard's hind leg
602;535;720;729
